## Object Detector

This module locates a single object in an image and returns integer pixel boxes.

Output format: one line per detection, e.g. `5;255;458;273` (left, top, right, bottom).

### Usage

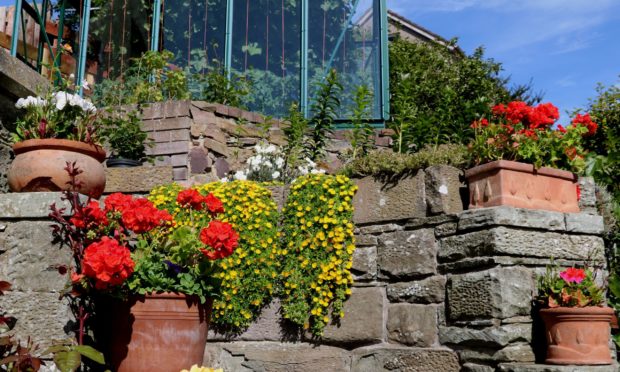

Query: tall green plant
282;102;310;181
306;69;343;161
346;85;374;160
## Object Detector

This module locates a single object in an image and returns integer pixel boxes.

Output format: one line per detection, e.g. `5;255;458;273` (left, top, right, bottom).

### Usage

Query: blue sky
386;0;620;124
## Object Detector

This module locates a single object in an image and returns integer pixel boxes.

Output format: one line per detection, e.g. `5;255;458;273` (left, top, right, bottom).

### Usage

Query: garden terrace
0;167;615;371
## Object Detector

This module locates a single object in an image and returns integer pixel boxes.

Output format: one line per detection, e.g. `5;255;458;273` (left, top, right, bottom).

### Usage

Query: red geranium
82;237;134;289
70;200;108;229
199;221;238;260
559;267;586;284
205;193;224;215
104;193;133;213
177;189;206;210
121;198;172;234
571;113;598;136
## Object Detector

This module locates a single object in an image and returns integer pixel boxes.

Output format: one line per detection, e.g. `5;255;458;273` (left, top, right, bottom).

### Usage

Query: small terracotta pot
465;160;579;213
100;293;212;372
8;139;107;199
540;306;614;365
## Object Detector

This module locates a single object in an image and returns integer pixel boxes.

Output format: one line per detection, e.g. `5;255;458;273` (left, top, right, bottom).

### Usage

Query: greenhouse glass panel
84;0;387;123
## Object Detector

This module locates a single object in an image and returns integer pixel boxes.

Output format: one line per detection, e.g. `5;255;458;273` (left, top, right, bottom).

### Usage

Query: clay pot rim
12;139;106;163
540;306;615;315
465;160;577;181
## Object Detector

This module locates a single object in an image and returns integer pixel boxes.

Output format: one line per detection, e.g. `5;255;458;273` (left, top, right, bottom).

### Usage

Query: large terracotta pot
540;306;614;365
465;160;579;213
8;139;107;199
101;293;212;372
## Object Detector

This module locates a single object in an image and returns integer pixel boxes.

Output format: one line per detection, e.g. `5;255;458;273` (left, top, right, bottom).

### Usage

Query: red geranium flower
205;193;224;215
121;198;172;234
82;237;134;289
70;200;108;229
571;113;598;136
559;267;586;284
199;221;238;260
104;193;133;213
177;189;206;210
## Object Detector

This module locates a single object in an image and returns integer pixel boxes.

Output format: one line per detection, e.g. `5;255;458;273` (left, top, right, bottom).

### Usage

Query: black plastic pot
106;157;142;168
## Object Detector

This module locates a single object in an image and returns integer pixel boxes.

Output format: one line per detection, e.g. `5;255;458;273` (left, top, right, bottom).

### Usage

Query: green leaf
74;345;105;364
54;350;82;372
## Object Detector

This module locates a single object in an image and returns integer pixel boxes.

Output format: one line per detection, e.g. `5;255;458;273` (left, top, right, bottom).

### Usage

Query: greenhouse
8;0;389;123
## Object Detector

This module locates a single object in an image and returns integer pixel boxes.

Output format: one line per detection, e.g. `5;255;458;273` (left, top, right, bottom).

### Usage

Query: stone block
446;266;534;321
147;141;190;156
104;166;173;193
214;158;230;178
354;234;378;247
190;105;217;123
356;223;403;235
565;213;604;234
141;116;192;131
154;154;187;167
266;185;288;211
204;138;230;157
578;176;598;213
147;128;190;143
215;103;230;116
0;192;71;218
351;346;460;372
439;323;531;348
438;256;588;273
0;221;70;292
378;229;437;278
463;363;495;372
203;342;351;372
351;246;377;280
456;344;535;364
173;167;189;181
435;222;458;237
457;207;566;232
439;227;605;263
191;101;218;112
352;174;427;224
425;165;464;215
387;304;438;347
163;100;191;117
189;147;212;174
387;275;446;304
318;287;384;346
498;363;619;372
2;290;73;346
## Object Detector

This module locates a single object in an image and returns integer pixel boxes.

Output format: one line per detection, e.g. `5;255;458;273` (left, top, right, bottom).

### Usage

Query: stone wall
139;100;394;185
0;167;615;371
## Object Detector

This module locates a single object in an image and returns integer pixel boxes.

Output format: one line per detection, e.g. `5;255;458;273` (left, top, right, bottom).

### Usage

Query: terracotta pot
465;160;579;213
101;293;212;372
540;306;614;365
8;139;107;199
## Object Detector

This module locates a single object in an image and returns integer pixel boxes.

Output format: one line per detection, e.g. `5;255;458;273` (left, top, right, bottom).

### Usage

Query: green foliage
92;50;190;106
345;85;374;161
341;144;469;178
536;265;605;308
99;108;151;161
388;37;541;152
279;174;356;336
307;69;343;161
282;102;310;178
192;63;250;108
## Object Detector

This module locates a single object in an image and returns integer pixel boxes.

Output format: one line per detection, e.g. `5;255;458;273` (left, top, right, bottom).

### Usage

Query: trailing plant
341;144;469;178
306;69;343;161
345;85;374;162
149;181;280;331
469;101;597;174
537;265;605;308
389;37;543;152
100;107;152;162
279;174;357;336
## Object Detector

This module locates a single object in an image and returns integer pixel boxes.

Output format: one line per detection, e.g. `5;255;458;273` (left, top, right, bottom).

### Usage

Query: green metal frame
300;0;308;117
150;0;162;52
378;0;389;121
76;0;92;95
224;0;234;80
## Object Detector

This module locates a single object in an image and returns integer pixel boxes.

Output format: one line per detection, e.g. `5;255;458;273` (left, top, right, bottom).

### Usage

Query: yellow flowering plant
150;181;280;330
279;174;357;336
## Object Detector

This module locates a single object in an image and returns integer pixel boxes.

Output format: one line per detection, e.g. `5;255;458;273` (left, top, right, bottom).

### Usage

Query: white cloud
556;76;577;88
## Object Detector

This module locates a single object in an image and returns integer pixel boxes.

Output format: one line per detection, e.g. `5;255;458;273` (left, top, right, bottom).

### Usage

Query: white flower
81;79;90;90
15;96;46;109
264;144;277;154
298;166;308;175
234;170;247;181
52;91;68;110
272;171;281;179
311;168;326;174
275;157;284;167
263;160;273;168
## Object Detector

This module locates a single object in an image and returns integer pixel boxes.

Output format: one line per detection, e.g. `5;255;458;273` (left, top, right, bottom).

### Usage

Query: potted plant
49;165;238;371
467;101;598;212
8;81;106;198
100;107;152;167
536;265;614;365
